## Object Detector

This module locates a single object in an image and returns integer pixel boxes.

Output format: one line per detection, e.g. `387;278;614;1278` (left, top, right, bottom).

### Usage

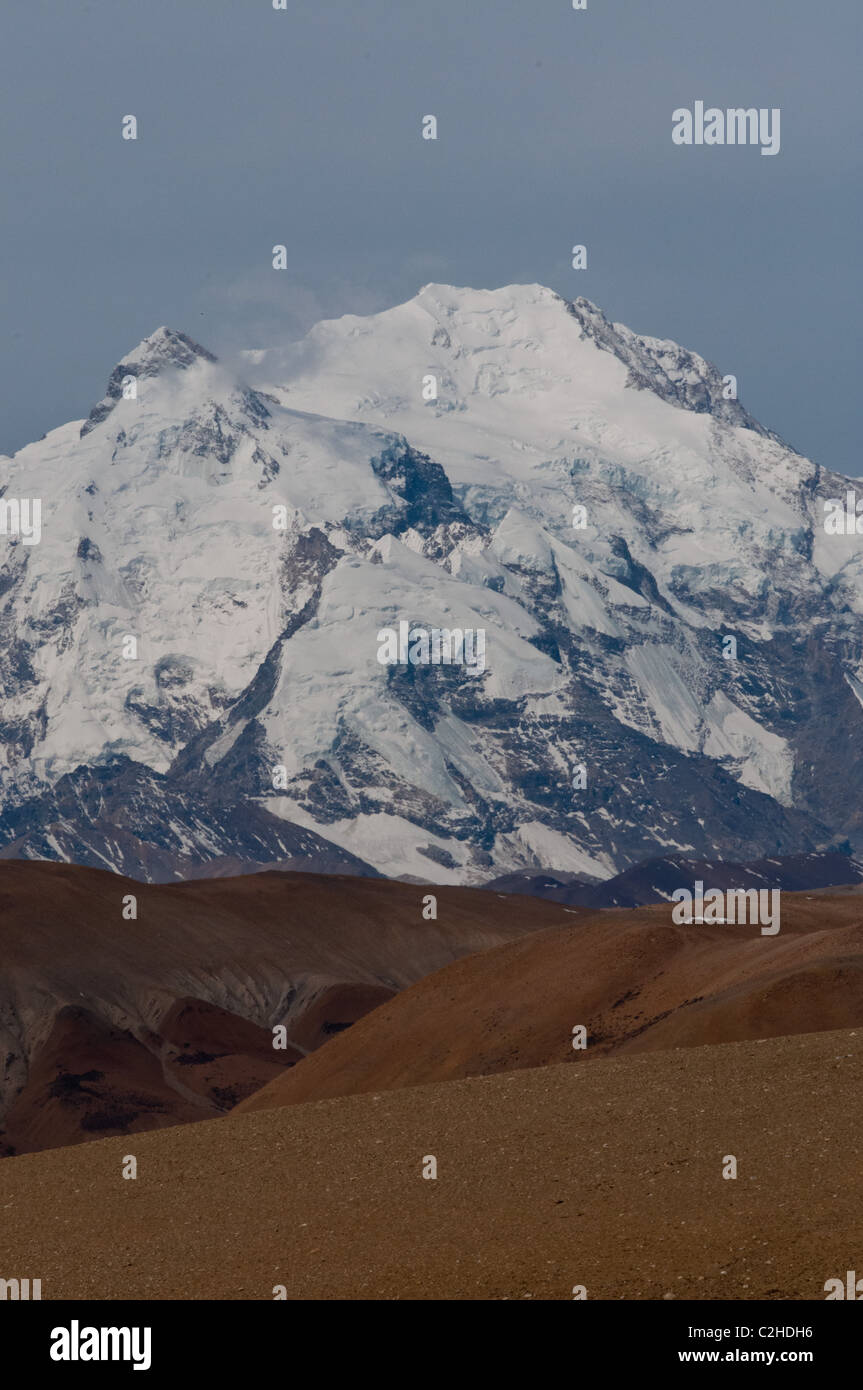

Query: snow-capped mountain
2;284;862;884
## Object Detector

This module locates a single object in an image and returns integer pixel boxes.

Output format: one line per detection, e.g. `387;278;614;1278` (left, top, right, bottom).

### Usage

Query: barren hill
239;888;863;1112
0;860;569;1155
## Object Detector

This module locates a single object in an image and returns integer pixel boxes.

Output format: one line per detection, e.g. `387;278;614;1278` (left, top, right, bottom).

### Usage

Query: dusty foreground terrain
0;861;568;1155
1;1026;860;1300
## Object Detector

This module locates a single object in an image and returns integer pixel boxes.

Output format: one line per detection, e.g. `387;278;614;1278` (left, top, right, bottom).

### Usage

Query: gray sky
1;0;859;471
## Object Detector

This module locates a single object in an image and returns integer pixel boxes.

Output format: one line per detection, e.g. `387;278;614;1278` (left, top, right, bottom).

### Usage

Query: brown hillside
0;861;572;1154
238;889;863;1112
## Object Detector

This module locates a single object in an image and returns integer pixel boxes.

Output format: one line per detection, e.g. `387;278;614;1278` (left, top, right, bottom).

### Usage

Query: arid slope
1;1027;860;1300
239;890;863;1111
0;861;571;1154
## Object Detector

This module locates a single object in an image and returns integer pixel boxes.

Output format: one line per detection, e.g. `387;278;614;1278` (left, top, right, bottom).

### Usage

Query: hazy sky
1;0;859;471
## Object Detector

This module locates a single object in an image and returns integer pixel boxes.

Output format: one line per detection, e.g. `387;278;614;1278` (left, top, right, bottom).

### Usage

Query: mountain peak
80;329;218;438
402;284;782;443
3;282;854;893
116;326;218;374
413;281;564;314
285;281;785;452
